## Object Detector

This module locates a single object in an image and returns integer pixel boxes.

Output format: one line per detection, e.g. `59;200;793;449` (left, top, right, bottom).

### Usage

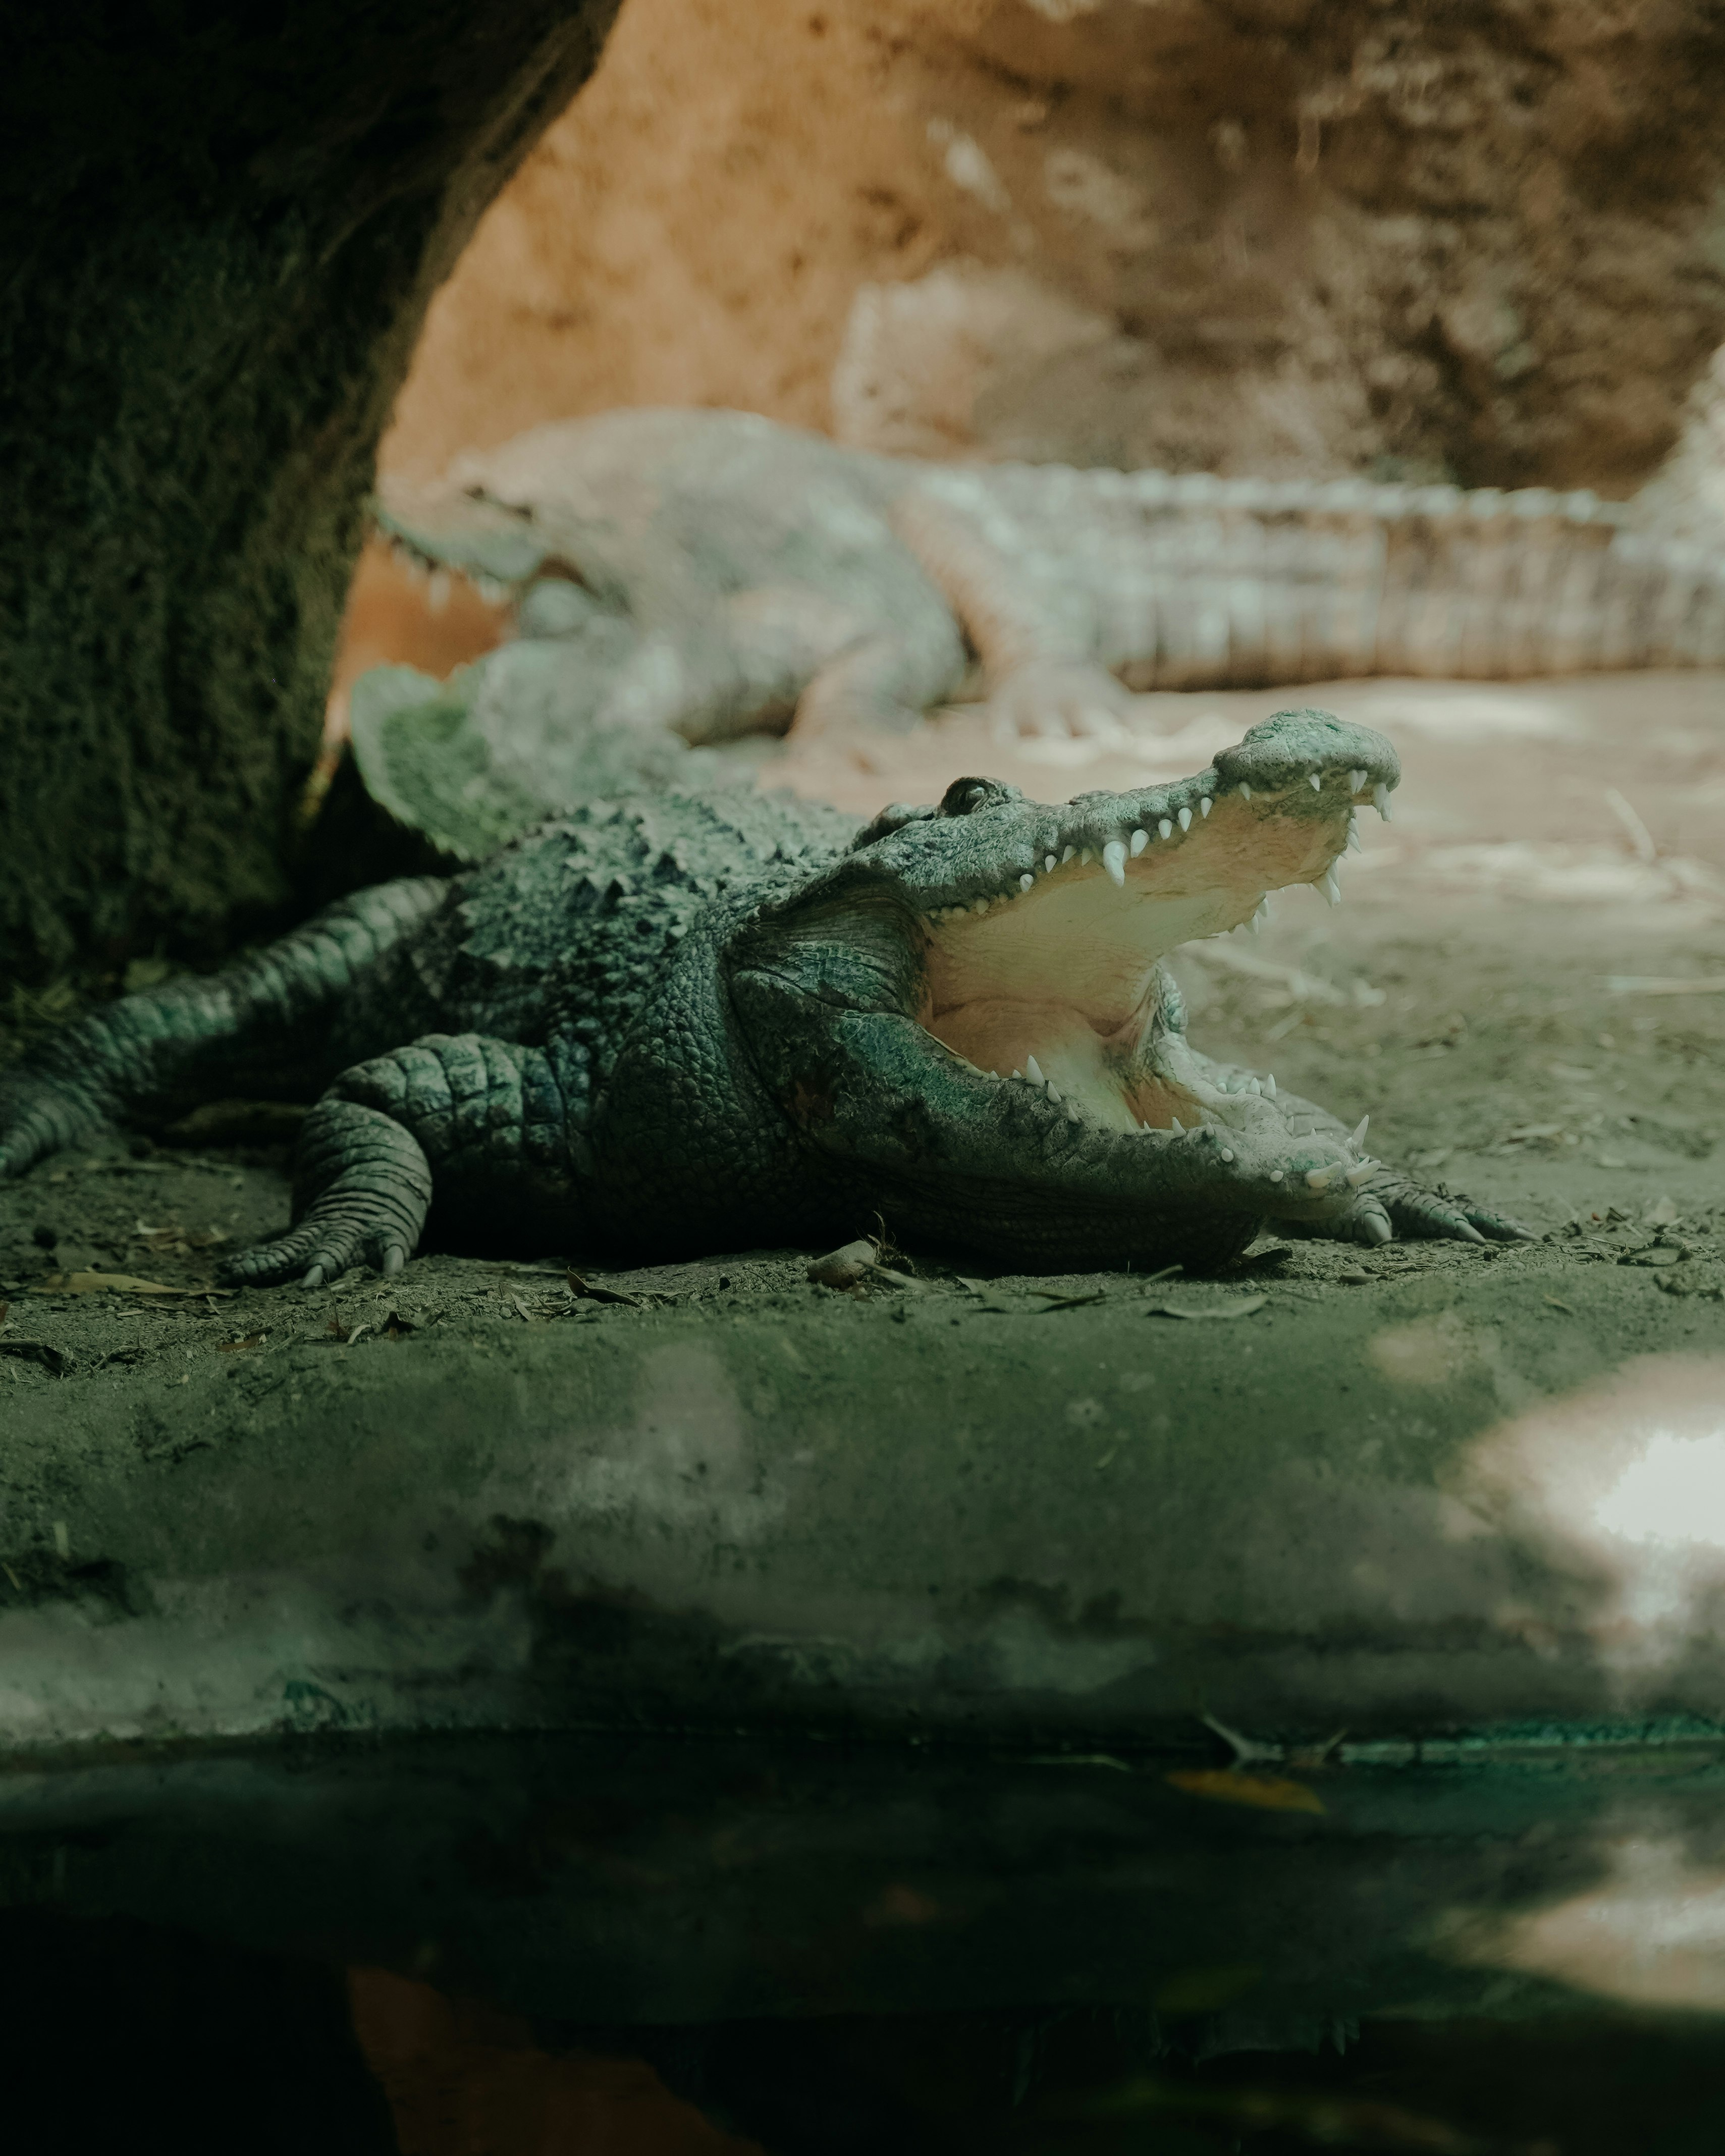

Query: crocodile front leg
1196;1064;1534;1248
222;1032;588;1287
893;490;1140;737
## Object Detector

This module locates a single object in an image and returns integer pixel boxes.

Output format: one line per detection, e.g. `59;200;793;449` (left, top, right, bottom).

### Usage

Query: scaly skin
0;710;1530;1281
369;405;1725;782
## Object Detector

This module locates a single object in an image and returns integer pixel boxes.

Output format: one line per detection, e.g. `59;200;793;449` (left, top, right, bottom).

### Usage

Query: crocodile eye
938;777;1022;818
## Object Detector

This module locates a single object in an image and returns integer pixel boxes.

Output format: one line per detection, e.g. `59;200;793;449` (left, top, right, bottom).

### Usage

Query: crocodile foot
220;1100;433;1289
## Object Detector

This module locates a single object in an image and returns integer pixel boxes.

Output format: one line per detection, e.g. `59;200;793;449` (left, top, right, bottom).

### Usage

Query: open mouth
740;706;1526;1263
888;709;1394;1145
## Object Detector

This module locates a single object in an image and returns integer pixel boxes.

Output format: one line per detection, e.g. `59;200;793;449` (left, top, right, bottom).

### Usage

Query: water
6;1728;1725;2151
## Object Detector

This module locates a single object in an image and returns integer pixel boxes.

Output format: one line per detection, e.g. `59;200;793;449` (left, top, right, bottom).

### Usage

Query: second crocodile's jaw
915;791;1350;1134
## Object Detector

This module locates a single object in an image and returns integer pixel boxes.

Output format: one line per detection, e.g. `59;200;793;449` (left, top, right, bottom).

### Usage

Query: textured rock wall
383;0;1725;495
0;0;617;978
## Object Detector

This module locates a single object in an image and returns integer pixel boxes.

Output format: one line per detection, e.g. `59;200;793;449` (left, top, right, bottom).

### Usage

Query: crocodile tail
0;879;450;1174
944;463;1725;688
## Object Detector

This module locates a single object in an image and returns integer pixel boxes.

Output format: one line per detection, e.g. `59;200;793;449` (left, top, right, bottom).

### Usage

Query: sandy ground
3;673;1722;1398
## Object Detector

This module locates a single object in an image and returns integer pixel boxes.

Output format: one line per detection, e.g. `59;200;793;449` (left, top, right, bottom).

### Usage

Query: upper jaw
851;707;1398;929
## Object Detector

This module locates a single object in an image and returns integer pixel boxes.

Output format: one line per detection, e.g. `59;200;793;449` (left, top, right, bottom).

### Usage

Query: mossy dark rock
0;0;617;978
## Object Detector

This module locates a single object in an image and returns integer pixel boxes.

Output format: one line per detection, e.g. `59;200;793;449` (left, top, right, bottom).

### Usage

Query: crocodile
0;708;1531;1283
359;404;1725;843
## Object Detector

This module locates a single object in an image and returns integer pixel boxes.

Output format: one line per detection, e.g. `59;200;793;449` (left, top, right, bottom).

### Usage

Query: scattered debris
565;1269;646;1307
30;1269;233;1298
1149;1293;1268;1321
1192;940;1383;1007
807;1239;879;1288
0;1339;71;1377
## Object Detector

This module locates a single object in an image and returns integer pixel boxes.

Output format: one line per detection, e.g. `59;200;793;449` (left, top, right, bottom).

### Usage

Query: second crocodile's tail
922;465;1725;689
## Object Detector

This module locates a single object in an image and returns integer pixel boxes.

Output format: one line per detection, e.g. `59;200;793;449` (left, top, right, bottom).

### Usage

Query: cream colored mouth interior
918;797;1339;1131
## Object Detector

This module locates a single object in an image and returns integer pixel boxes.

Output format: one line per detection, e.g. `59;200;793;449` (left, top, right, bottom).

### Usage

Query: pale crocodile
360;405;1725;852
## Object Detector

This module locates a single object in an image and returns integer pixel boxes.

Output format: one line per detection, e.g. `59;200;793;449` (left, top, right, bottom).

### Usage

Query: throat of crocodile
918;797;1333;1131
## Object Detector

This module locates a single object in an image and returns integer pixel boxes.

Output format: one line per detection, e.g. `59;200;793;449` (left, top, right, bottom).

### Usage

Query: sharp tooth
1246;1076;1261;1093
1080;849;1093;866
1256;894;1271;919
1045;854;1056;872
1177;806;1192;831
973;897;990;914
1347;817;1363;854
1373;783;1391;821
1061;846;1075;864
1322;871;1342;906
989;1070;1000;1080
1102;839;1127;887
1309;772;1322;792
1349;1115;1369;1148
1067;1103;1082;1124
1012;1069;1024;1081
1158;818;1173;840
1130;829;1149;856
1170;1116;1184;1133
1350;769;1367;793
1307;1165;1335;1191
1046;1083;1061;1103
1026;1055;1046;1085
1239;784;1252;801
1265;1074;1277;1099
1200;797;1213;817
1019;872;1035;891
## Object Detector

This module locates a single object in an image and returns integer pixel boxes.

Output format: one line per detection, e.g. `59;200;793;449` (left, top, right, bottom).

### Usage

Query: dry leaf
1165;1768;1325;1814
1149;1294;1268;1322
565;1269;644;1307
217;1333;266;1353
31;1269;232;1298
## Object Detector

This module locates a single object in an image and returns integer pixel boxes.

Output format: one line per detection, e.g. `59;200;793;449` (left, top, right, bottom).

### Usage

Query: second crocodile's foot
736;706;1533;1269
981;659;1145;741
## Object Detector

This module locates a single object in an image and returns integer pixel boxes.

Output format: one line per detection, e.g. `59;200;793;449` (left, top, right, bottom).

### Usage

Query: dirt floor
3;672;1722;1402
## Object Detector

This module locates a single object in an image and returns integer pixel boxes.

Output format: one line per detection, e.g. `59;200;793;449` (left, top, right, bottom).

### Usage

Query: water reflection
8;1726;1725;2149
343;1968;1725;2154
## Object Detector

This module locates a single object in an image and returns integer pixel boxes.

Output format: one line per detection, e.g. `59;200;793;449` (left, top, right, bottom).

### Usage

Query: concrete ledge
4;1265;1722;1761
